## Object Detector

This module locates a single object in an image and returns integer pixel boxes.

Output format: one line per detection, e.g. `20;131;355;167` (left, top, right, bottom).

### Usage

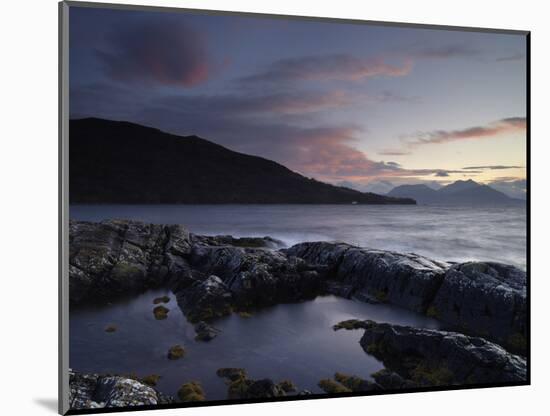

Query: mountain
69;118;415;205
387;179;525;206
387;184;440;204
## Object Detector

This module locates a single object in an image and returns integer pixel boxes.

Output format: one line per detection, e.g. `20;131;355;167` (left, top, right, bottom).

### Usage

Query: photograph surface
64;3;528;413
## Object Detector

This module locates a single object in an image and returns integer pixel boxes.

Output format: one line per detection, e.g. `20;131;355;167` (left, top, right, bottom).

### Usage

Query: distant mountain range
387;180;525;206
69;118;415;205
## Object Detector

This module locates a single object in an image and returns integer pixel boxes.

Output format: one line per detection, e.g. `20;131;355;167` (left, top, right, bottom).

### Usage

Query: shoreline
68;219;527;410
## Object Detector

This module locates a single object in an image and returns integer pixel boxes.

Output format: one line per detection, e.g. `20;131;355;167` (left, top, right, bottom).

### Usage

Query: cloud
158;90;351;115
96;19;210;87
378;149;412;156
240;54;413;84
496;53;525;62
462;165;524;170
434;171;450;177
488;178;527;199
70;80;483;186
404;117;526;148
411;43;481;59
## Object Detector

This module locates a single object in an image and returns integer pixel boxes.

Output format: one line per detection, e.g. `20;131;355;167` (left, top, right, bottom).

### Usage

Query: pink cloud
97;20;210;87
241;54;413;84
407;117;526;147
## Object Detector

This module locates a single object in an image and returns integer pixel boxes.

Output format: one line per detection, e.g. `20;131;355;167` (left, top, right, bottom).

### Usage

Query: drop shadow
34;398;58;413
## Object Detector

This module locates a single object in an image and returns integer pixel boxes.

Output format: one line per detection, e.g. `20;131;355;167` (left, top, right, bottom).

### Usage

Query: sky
69;6;527;198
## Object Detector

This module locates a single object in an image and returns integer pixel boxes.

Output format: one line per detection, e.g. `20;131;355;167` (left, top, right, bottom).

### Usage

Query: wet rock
153;305;169;320
278;379;297;393
177;275;233;323
141;374;161;387
217;368;286;399
194;321;220;342
193;234;285;249
167;345;185;360
429;262;527;354
69;220;192;304
334;372;380;392
153;295;170;304
246;379;286;398
360;321;527;386
104;324;117;333
286;242;448;313
318;379;351;394
69;371;172;409
190;245;324;308
177;381;205;402
332;319;368;331
370;369;416;389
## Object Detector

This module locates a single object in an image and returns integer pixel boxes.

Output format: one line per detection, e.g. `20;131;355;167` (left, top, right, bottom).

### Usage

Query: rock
246;379;286;398
69;371;172;409
69;221;527;356
216;368;247;382
104;324;117;333
216;368;286;399
69;220;192;304
190;245;324;308
194;321;220;342
177;275;233;323
370;369;416;389
278;379;297;393
323;281;355;298
153;295;170;304
332;319;368;331
153;305;169;320
318;373;379;394
177;381;205;402
318;379;351;393
334;372;380;392
429;262;527;354
286;242;448;313
360;321;527;386
167;345;185;360
141;374;161;387
193;234;285;249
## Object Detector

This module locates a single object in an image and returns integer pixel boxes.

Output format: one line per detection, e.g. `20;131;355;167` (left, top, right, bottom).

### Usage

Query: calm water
71;204;527;269
70;290;441;399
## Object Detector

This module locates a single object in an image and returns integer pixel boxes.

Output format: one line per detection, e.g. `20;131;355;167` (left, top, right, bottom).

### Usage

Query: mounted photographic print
58;1;530;414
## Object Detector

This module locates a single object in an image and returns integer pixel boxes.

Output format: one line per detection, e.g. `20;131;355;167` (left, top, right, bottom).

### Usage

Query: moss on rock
178;381;205;402
334;372;366;391
153;295;170;304
332;319;366;331
167;345;186;360
278;379;297;393
153;305;169;320
104;324;117;333
318;379;352;394
141;374;161;386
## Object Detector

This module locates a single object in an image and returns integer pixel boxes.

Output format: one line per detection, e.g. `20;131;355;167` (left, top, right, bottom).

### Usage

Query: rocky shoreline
68;219;528;409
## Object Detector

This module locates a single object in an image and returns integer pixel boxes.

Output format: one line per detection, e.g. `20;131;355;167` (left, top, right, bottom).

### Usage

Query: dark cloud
462;165;524;170
434;171;450;177
240;54;412;84
96;19;210;87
